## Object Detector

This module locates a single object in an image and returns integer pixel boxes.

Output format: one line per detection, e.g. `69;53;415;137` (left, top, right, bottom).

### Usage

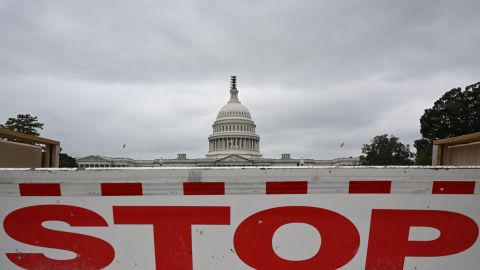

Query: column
51;144;60;168
43;145;51;167
432;145;441;165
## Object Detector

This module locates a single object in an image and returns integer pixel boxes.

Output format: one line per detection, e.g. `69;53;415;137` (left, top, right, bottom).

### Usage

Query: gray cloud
1;0;479;160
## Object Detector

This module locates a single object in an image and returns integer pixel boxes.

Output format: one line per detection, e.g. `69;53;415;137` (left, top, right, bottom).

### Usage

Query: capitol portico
77;76;359;167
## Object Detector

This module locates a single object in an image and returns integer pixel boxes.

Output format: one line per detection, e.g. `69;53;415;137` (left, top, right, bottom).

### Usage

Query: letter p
366;209;478;269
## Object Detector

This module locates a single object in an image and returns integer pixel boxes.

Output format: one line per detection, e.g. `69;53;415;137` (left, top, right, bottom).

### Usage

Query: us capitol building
77;76;359;168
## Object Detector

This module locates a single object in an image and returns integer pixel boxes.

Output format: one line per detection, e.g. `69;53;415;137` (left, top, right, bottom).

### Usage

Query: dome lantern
229;75;239;102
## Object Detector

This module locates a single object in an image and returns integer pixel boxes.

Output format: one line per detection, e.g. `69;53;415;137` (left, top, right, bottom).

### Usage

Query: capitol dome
216;102;252;119
206;76;262;159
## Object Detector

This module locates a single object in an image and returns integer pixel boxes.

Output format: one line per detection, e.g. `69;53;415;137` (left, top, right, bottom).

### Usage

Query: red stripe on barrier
101;183;143;196
349;180;391;194
183;182;225;195
432;181;475;194
266;181;308;194
19;183;61;196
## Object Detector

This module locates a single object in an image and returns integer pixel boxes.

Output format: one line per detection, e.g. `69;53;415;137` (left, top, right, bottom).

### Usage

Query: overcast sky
1;0;479;160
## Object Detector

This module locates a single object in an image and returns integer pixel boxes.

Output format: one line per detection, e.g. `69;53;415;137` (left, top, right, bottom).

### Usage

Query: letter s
4;205;114;270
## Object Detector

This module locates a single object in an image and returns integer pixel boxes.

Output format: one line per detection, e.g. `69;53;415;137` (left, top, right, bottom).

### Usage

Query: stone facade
0;140;42;168
76;154;358;168
77;76;359;168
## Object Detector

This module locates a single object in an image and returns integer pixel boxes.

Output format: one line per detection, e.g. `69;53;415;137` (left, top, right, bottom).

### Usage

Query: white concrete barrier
0;166;479;269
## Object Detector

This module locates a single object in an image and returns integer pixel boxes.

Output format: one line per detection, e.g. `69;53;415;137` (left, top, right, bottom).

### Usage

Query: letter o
234;206;360;270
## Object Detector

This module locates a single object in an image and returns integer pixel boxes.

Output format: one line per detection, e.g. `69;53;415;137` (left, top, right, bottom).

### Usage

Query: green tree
413;138;432;165
360;134;414;165
414;82;480;164
1;114;44;136
59;153;78;168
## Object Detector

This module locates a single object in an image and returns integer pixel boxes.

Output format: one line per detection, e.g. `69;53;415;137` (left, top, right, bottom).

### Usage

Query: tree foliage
420;82;480;141
413;138;432;165
59;153;78;168
360;134;414;165
1;114;44;136
414;82;480;165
